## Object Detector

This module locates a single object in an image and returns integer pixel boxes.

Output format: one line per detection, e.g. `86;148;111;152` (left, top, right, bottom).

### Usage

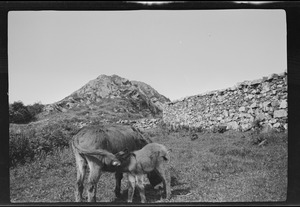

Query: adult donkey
71;124;162;202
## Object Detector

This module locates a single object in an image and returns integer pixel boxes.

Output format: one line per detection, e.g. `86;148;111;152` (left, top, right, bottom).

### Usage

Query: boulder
271;100;279;107
273;123;281;128
279;100;287;109
263;101;271;108
248;108;254;114
267;73;278;81
251;89;257;94
262;83;271;92
256;113;266;121
246;94;254;100
241;123;252;132
226;121;239;130
239;106;246;112
250;78;262;85
274;110;288;118
250;102;257;108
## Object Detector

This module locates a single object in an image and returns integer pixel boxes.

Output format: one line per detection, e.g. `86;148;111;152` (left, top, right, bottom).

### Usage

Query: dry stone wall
163;72;287;132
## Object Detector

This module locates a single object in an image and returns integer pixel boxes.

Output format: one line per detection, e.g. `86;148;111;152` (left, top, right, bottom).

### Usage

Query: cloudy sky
8;9;286;105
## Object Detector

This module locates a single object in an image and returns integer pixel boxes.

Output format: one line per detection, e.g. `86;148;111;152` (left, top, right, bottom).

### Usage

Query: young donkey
116;143;171;203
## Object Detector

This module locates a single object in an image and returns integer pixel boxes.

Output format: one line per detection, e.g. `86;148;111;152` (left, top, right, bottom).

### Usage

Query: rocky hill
42;74;170;120
163;72;287;132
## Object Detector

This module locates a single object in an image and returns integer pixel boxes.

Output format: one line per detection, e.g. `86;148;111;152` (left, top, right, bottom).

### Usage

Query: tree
9;101;33;124
27;102;44;119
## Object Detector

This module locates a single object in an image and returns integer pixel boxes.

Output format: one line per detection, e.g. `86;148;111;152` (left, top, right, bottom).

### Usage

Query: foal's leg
155;164;171;200
136;175;146;203
127;174;136;202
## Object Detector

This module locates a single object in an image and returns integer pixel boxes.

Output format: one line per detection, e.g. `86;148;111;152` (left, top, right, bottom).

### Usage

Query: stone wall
163;72;287;132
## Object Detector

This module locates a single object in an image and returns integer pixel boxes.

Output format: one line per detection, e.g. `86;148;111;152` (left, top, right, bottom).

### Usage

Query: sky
8;9;286;105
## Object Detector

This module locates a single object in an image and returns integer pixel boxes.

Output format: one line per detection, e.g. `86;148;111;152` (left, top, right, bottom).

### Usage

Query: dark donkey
71;124;162;202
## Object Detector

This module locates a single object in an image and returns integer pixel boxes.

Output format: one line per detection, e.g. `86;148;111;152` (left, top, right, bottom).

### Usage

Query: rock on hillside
43;74;170;117
131;80;168;111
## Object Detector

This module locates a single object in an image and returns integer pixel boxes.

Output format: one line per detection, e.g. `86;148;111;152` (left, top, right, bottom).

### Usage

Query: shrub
9;101;44;124
249;127;286;146
211;125;227;133
27;102;44;120
9;118;81;167
9;101;33;124
9;129;35;166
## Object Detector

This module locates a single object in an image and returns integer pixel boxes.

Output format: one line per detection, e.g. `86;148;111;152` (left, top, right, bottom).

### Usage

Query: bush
9;118;81;167
211;125;227;133
9;101;33;124
9;129;35;166
250;127;286;146
27;102;44;120
9;101;44;124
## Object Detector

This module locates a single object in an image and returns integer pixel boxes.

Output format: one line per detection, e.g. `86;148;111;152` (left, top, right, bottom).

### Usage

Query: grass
10;128;287;203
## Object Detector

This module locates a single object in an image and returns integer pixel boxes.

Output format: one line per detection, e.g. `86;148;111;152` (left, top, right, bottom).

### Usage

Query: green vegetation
10;125;287;203
9;117;80;166
9;101;44;124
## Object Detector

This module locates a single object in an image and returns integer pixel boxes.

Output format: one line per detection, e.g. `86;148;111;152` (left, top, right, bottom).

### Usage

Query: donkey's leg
114;172;123;198
86;156;102;202
74;152;87;202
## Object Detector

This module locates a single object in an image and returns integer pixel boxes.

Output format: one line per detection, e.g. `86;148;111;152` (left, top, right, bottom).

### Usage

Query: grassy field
10;128;287;203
